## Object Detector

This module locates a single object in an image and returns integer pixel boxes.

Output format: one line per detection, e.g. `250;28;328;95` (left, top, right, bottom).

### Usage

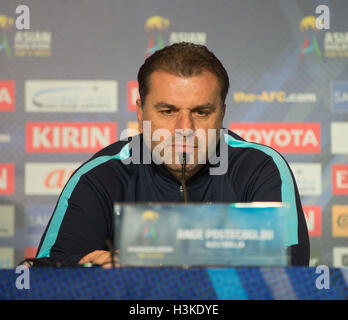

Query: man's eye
196;110;209;116
161;110;174;115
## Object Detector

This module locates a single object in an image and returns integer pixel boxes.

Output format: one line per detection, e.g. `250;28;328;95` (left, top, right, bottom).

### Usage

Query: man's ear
136;98;143;134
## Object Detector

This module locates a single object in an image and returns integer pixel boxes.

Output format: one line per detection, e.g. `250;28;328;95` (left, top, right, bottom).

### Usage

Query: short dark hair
137;42;229;107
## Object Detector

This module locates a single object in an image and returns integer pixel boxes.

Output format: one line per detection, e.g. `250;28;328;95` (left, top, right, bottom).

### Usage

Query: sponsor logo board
25;162;80;195
331;82;348;112
230;122;321;153
25;205;53;233
289;163;322;196
0;81;15;111
332;164;348;195
127;81;139;112
331;122;348;154
233;91;316;103
0;205;15;237
26;122;117;153
0;247;14;269
332;205;348;237
0;134;11;143
303;205;322;237
0;163;15;195
25;80;118;113
333;247;348;267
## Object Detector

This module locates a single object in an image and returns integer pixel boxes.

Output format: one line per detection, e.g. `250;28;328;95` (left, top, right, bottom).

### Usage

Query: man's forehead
146;70;221;102
148;69;219;83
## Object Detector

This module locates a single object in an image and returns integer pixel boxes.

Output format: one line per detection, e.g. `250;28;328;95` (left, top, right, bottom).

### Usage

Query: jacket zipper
179;185;184;198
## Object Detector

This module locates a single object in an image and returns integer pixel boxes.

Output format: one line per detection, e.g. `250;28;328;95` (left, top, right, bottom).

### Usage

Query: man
36;42;309;267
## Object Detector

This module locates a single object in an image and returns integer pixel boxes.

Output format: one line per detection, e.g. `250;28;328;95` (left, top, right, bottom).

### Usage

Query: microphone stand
181;152;188;203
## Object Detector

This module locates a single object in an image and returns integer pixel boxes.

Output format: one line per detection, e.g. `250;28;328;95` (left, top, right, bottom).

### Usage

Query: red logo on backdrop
229;122;321;153
24;247;38;259
26;122;117;153
128;81;139;112
303;205;322;237
0;163;15;194
0;81;15;112
332;164;348;195
45;168;75;190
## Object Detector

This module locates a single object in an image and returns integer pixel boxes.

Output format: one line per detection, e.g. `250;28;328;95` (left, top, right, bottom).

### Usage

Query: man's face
136;70;226;176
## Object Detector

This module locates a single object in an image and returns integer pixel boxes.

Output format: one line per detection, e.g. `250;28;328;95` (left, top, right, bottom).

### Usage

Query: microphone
180;152;188;203
181;152;187;166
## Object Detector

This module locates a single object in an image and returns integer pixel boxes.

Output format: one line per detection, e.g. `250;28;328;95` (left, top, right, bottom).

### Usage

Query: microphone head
179;152;187;165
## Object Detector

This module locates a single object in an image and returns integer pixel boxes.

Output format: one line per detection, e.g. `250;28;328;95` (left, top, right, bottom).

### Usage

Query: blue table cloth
0;267;347;300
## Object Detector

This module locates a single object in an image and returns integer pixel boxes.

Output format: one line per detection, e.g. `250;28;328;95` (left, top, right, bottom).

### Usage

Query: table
0;267;347;300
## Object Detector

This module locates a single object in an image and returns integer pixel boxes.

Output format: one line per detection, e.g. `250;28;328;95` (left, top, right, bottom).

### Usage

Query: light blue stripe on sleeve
37;143;130;258
224;134;298;246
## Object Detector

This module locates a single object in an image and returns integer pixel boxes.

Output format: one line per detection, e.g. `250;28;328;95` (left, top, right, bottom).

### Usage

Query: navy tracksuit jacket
37;130;310;266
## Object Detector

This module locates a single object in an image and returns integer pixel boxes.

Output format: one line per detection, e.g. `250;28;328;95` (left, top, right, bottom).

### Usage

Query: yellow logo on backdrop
332;206;348;237
141;210;159;244
145;16;170;33
300;16;317;32
0;15;14;57
299;16;322;61
142;210;159;221
0;15;14;30
144;16;170;58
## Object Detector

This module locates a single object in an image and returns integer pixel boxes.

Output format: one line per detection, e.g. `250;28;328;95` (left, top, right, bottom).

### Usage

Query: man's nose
175;112;194;133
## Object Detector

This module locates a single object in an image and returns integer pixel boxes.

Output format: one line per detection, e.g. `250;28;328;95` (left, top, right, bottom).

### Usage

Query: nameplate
114;203;289;267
